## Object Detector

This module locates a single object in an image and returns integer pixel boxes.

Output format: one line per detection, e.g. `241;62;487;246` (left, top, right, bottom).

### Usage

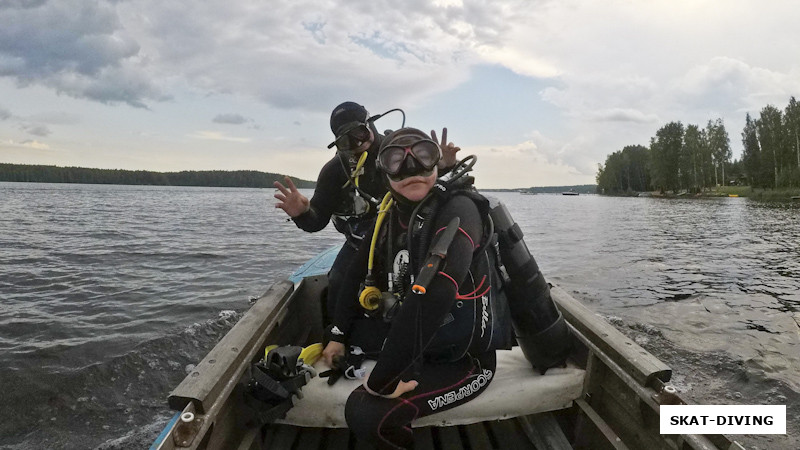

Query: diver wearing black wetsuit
330;128;498;450
292;142;383;241
286;102;387;321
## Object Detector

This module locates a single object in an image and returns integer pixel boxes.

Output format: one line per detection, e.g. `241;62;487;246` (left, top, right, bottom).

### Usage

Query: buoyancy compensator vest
403;181;515;362
332;150;378;249
412;156;571;372
362;155;571;371
397;156;517;361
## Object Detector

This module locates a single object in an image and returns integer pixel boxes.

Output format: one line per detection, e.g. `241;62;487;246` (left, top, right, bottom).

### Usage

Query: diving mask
377;138;441;178
328;122;372;152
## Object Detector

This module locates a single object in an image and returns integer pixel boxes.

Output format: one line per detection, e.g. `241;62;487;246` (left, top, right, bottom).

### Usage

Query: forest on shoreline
596;96;800;198
1;163;601;192
0;163;315;189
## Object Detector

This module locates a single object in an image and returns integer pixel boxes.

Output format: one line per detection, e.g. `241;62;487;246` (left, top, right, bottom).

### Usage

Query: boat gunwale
153;274;743;450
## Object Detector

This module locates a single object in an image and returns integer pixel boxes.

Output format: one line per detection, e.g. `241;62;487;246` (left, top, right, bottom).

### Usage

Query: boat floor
263;411;574;450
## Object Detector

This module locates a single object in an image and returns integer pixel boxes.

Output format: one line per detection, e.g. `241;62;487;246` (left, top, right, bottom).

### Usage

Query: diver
274;102;461;324
323;128;500;449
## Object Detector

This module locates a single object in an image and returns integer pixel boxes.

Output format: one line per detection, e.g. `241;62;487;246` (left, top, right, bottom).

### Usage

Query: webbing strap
251;364;290;399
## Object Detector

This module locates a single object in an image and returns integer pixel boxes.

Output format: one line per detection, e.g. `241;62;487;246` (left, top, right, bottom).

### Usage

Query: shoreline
603;186;800;202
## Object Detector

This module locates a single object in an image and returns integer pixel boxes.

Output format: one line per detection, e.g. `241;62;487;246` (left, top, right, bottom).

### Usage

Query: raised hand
274;176;310;217
431;127;461;169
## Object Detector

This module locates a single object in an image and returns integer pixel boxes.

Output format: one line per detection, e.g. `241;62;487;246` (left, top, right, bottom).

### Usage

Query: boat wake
0;310;243;450
605;309;800;450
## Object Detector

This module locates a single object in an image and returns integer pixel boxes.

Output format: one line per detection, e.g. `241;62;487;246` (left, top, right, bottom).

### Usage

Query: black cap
330;102;368;136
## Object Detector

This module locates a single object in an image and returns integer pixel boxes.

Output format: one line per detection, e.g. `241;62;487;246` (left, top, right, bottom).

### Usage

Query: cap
330;102;368;136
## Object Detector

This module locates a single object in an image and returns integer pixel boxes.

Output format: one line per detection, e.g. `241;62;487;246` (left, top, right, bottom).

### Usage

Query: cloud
0;105;10;120
470;139;588;188
675;57;800;114
212;113;249;125
0;0;167;107
188;131;251;143
26;111;81;125
2;0;799;185
14;139;50;150
20;123;51;137
105;0;531;111
587;108;659;124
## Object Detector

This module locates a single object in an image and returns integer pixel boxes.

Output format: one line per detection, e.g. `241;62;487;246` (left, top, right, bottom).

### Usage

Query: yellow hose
359;192;393;311
354;151;368;188
342;151;369;188
368;192;393;272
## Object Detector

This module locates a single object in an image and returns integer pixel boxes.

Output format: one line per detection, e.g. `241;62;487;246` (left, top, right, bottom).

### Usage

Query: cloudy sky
1;0;798;188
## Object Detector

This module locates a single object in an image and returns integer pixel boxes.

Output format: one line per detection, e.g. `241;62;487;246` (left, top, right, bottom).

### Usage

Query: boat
562;189;579;196
151;245;743;450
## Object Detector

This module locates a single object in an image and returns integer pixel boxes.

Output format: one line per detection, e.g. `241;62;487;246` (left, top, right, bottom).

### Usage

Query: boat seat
277;347;585;428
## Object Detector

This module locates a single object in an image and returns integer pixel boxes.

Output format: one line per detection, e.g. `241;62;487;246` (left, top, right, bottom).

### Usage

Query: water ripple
1;183;799;448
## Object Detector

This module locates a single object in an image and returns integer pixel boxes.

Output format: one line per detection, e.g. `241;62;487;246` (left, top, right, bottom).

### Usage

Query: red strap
434;226;475;249
456;275;490;300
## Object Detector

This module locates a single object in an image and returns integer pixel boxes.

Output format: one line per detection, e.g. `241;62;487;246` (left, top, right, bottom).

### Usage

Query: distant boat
562;189;579;196
728;194;739;198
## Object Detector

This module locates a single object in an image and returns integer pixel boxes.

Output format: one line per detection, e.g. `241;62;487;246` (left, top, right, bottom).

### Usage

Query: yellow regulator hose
359;192;393;310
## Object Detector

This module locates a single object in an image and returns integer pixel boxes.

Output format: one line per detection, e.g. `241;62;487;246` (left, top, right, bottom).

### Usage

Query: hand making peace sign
431;127;461;170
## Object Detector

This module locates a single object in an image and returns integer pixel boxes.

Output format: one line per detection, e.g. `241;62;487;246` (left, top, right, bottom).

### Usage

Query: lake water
1;182;798;449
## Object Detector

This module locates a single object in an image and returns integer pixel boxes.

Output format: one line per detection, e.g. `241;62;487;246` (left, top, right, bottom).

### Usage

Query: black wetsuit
291;133;386;320
334;194;498;450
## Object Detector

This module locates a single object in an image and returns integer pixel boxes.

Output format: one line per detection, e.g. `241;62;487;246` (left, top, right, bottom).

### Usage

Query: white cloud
586;108;659;124
0;0;167;107
188;131;252;143
25;111;81;125
20;139;50;149
212;113;249;125
675;57;800;114
470;140;587;189
3;139;51;150
1;0;799;185
20;123;51;137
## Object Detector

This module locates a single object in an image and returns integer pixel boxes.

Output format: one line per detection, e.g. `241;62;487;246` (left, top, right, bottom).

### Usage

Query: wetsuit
334;194;498;450
291;132;386;321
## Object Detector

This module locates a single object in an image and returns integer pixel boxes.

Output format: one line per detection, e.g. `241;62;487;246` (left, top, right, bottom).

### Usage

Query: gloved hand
319;346;368;386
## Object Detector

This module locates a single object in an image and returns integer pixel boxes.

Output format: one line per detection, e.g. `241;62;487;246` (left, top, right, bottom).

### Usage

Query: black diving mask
377;139;441;178
328;122;372;151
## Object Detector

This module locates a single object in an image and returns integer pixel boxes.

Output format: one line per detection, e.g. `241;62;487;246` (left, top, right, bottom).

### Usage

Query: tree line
596;96;800;194
0;163;315;189
517;184;597;194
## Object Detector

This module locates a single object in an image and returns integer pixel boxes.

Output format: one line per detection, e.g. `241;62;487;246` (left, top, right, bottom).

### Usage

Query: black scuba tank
488;199;571;373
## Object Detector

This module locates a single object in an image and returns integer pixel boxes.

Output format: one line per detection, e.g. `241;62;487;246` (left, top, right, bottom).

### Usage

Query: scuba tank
488;199;571;374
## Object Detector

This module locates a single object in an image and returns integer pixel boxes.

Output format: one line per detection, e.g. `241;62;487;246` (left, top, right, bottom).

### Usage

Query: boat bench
278;347;585;428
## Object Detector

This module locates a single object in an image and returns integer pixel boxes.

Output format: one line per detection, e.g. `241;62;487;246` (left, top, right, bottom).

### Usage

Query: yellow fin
299;343;323;366
263;344;278;360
